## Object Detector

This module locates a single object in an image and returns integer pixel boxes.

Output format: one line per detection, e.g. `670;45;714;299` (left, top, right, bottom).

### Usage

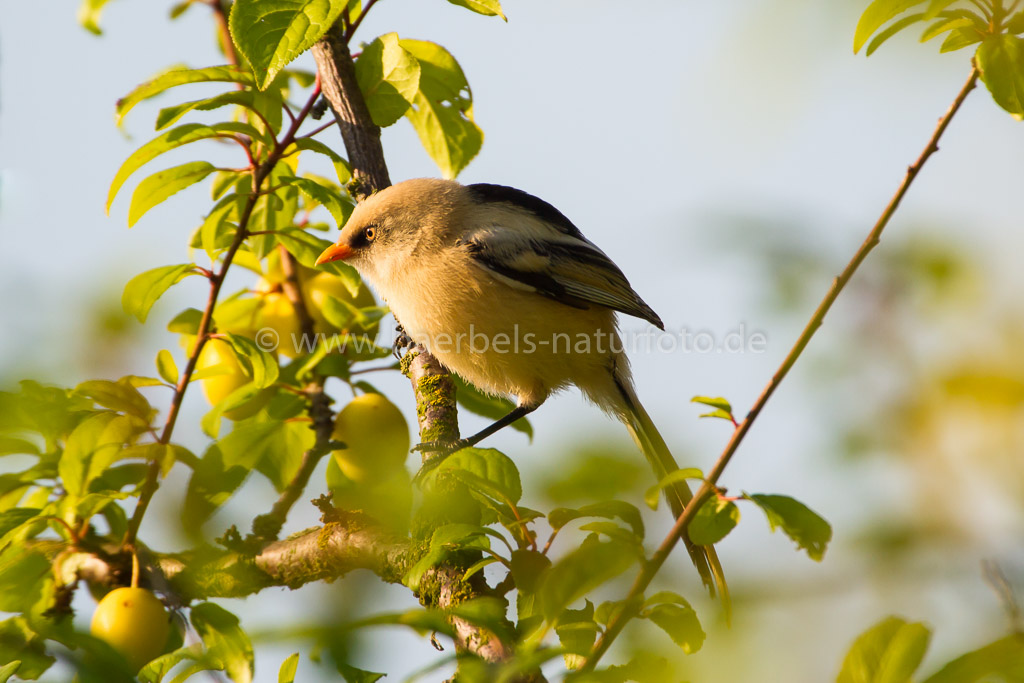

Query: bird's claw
411;438;469;456
392;324;414;359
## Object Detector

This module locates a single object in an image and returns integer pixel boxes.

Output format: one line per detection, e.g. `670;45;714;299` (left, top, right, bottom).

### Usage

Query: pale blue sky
2;1;1023;680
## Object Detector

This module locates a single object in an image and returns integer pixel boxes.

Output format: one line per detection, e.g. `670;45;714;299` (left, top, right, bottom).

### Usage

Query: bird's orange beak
315;242;353;266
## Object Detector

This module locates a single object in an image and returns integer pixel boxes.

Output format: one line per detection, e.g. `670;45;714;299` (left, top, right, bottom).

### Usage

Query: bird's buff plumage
316;178;728;602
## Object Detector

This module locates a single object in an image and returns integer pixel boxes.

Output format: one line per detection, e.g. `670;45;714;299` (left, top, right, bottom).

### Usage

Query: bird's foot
392;324;415;359
412;438;470;456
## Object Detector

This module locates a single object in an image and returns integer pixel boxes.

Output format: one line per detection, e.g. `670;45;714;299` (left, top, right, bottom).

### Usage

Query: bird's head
315;178;464;277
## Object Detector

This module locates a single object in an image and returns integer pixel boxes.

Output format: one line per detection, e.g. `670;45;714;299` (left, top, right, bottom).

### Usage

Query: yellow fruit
90;587;171;671
305;273;377;338
332;393;409;482
256;292;304;358
196;338;269;420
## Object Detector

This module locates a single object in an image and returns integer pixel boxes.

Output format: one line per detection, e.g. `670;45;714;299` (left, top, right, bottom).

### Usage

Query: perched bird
316;178;727;598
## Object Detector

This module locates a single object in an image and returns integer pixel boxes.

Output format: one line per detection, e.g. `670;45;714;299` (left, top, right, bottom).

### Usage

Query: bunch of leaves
855;0;1024;118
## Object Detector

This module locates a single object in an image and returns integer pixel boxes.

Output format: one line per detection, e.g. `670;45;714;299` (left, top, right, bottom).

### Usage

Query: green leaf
919;16;973;43
138;644;205;683
291;138;352;185
59;412;144;498
223;333;280;389
548;500;644;538
355;32;422;127
229;0;350;90
128;161;217;227
75;379;154;420
108;124;252;211
555;601;598;670
156;350;179;385
289;176;352;226
155;91;261;131
461;556;499;581
837;616;931;683
122;264;197;323
854;0;928;53
866;13;926;55
0;661;21;683
0;508;41;542
922;0;957;20
117;66;255;125
940;26;983;52
643;467;703;511
977;34;1024;118
400;39;483;178
278;653;300;683
404;523;496;590
537;535;638;620
78;0;113;34
190;603;254;683
168;307;204;334
446;0;506;20
337;664;386;683
689;497;739;545
509;548;551;595
422;447;522;503
690;396;732;413
1008;11;1024;35
0;618;54;679
275;229;355;289
452;376;532;438
642;601;704;654
920;635;1024;683
748;493;832;561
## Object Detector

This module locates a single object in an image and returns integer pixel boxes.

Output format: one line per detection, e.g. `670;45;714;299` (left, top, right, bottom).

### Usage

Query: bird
316;178;727;600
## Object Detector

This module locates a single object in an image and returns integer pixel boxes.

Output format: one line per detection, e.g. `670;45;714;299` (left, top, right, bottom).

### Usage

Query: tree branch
580;65;981;673
309;21;532;675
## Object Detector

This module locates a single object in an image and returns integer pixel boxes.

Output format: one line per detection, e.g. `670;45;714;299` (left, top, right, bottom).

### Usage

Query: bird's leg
413;404;538;456
412;404;538;483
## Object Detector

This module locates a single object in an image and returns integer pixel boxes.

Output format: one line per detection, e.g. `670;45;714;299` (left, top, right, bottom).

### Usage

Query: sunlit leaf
854;0;928;54
78;0;113;34
446;0;506;20
355;32;421;127
117;66;255;125
689;497;739;545
276;653;300;683
229;0;349;90
122;264;197;323
422;447;522;503
128;162;218;227
921;635;1024;683
977;34;1024;118
837;616;931;683
156;349;179;386
866;13;926;55
643;468;702;511
400;39;482;178
191;603;254;683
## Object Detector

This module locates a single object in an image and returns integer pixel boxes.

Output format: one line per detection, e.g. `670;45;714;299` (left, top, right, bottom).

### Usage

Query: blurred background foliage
2;0;1024;680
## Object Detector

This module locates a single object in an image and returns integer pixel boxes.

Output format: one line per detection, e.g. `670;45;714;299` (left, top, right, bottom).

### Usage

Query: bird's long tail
612;366;730;611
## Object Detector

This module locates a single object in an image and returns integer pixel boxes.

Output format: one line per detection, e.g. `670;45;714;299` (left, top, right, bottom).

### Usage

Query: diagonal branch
580;65;981;673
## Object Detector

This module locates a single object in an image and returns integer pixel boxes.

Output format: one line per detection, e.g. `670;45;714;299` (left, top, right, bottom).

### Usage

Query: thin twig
123;84;326;549
343;0;381;42
579;65;981;673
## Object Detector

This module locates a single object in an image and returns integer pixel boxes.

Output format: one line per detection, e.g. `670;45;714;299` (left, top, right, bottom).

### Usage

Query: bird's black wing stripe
466;184;587;241
464;239;591;310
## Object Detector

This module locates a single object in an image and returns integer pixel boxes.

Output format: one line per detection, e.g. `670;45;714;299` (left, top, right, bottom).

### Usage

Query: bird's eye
364;226;376;241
